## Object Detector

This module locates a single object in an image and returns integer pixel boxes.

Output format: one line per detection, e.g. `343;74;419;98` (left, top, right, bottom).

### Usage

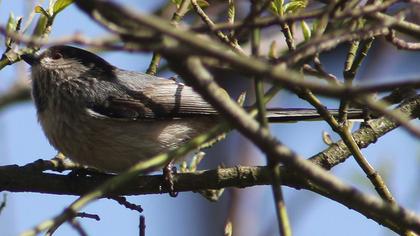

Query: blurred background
0;1;419;235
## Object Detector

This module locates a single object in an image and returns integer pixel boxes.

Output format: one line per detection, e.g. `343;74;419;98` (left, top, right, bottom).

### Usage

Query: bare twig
139;215;146;236
147;0;192;75
191;0;246;55
69;219;88;236
251;1;291;235
0;26;122;50
280;24;389;65
108;196;143;213
76;212;100;221
386;30;420;50
192;8;325;32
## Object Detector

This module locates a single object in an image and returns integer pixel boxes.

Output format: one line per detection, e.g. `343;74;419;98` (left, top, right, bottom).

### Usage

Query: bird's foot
162;163;178;197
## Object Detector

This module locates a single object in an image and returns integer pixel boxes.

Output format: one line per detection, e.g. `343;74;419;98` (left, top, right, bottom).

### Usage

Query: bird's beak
21;53;39;66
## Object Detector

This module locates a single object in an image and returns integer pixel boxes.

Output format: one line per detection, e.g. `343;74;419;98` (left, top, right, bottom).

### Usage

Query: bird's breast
38;108;216;173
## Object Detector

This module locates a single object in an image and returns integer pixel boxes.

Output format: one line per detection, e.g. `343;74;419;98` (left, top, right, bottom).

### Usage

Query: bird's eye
51;52;63;60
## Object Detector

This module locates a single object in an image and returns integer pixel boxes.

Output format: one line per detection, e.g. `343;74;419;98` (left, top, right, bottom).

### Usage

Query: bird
21;45;366;173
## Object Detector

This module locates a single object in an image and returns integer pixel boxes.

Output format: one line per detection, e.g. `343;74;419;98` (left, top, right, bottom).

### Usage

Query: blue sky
0;1;419;236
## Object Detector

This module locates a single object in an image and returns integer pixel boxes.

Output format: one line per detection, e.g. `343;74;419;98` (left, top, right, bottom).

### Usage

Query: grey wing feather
88;70;368;122
90;70;217;120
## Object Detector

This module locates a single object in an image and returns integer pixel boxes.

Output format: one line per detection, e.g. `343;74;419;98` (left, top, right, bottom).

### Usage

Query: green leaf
187;0;209;11
237;92;246;106
52;0;74;15
5;12;16;48
284;0;307;14
5;13;22;48
269;40;278;59
197;0;209;7
35;5;50;17
228;0;235;24
32;14;48;37
270;0;284;16
6;12;16;33
301;20;311;41
191;0;209;9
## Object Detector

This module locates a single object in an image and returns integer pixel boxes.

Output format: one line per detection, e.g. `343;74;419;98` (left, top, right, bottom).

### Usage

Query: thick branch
1;164;272;196
1;163;415;235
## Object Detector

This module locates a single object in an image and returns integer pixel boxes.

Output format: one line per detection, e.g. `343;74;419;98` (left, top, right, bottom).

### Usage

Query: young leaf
228;0;235;24
52;0;74;16
5;12;16;33
5;12;16;48
269;40;278;59
284;0;307;14
5;14;22;48
35;5;50;17
270;0;284;16
301;20;311;41
196;0;209;8
188;0;209;11
32;14;48;37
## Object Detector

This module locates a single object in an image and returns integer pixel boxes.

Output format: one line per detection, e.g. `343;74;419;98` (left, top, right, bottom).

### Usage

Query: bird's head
21;45;115;81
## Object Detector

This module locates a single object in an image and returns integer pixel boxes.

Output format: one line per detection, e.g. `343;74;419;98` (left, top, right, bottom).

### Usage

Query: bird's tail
264;108;368;122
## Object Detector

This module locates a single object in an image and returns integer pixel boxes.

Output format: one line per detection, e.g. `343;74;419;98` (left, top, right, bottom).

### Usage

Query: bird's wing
86;70;369;122
88;71;218;120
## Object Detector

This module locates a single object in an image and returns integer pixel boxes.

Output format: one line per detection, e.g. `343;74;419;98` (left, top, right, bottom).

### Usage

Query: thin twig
147;0;192;75
191;0;246;55
69;219;89;236
341;127;396;202
279;24;389;65
139;215;146;236
251;1;291;235
368;11;420;39
192;8;325;32
76;212;100;221
340;22;361;123
386;29;420;50
109;196;143;213
0;26;122;50
313;56;339;83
